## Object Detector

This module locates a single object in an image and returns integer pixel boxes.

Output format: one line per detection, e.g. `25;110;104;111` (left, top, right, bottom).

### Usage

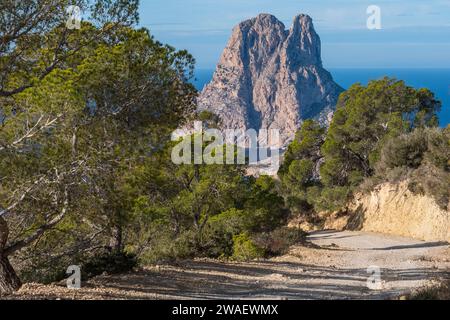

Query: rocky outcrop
198;13;343;147
323;181;450;242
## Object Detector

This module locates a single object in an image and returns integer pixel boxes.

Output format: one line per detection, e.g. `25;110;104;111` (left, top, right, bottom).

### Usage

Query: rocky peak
285;14;322;67
198;13;343;148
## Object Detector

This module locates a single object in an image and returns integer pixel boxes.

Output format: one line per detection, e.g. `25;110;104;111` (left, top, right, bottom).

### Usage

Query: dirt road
6;230;450;300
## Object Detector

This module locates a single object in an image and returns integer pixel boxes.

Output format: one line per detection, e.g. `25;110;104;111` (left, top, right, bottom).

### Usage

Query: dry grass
409;279;450;300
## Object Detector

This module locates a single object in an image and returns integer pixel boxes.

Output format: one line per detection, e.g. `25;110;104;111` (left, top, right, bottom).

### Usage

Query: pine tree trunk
0;216;21;295
0;255;21;295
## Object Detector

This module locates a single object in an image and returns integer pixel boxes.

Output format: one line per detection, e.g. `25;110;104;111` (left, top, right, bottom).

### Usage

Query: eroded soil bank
321;182;450;243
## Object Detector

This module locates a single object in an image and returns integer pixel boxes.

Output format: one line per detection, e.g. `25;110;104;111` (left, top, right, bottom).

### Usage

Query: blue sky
139;0;450;69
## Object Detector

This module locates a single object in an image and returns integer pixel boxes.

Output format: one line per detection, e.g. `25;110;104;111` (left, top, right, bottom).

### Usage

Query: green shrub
138;227;198;264
377;130;428;170
374;127;449;209
309;186;351;212
231;233;264;261
200;209;246;258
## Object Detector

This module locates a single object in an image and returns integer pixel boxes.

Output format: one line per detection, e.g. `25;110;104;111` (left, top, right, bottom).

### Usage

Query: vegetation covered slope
279;78;448;239
280;78;449;212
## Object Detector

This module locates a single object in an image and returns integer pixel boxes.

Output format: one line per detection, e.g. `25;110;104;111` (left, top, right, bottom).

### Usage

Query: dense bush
377;130;428;169
225;227;306;262
137;227;198;264
231;233;264;261
253;227;306;257
200;209;248;258
373;127;449;209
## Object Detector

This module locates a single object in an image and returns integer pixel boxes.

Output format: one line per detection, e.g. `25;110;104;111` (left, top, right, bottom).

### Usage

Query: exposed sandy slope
324;181;450;242
4;230;449;300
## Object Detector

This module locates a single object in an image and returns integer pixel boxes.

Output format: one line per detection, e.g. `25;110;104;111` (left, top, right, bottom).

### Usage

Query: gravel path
4;230;450;300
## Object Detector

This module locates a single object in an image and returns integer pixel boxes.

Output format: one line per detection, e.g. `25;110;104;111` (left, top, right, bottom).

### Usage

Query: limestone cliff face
198;13;343;147
323;181;450;242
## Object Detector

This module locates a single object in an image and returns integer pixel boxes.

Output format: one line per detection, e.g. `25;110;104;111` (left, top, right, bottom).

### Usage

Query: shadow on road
86;259;449;300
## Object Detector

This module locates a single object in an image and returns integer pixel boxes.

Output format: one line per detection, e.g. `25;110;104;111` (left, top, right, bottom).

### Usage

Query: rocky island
198;13;343;147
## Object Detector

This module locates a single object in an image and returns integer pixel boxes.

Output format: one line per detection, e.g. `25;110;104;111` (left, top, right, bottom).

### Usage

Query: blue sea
193;68;450;127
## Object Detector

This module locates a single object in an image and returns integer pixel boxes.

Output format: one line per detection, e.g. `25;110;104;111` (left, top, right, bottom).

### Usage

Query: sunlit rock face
198;13;343;148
